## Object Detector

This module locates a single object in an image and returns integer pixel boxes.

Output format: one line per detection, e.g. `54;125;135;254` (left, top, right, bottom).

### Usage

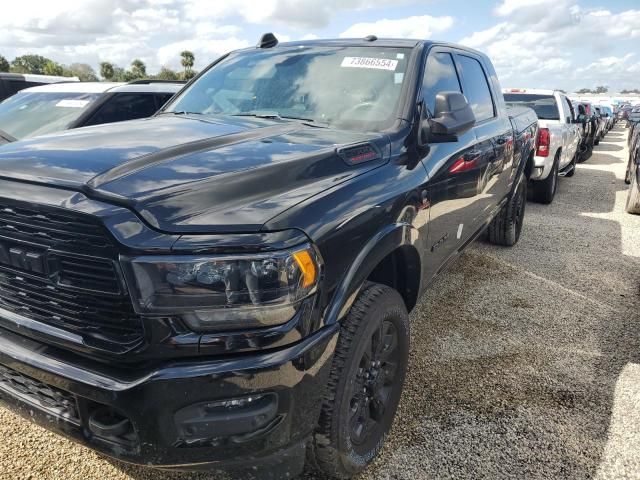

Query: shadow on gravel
577;152;624;166
595;143;623;152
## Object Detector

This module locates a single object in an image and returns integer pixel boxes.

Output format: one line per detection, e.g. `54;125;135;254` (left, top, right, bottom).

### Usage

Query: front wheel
308;283;410;478
487;171;527;246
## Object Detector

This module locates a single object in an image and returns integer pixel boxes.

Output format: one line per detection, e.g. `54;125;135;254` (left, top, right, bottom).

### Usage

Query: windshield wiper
232;112;328;128
159;111;203;116
232;112;282;119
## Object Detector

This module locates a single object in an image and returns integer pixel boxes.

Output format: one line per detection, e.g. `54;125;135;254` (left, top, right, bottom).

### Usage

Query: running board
558;163;575;177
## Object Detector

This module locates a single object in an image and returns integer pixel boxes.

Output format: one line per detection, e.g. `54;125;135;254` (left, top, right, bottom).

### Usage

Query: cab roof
19;82;183;95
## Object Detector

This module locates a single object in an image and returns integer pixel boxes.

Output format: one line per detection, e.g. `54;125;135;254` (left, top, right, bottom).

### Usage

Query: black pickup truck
0;36;537;479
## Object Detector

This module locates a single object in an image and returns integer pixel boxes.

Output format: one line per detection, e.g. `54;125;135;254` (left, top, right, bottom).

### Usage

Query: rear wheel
532;153;559;204
308;283;409;479
487;171;526;246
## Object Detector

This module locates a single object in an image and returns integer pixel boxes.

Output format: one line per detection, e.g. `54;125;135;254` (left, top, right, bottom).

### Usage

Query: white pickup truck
503;88;581;203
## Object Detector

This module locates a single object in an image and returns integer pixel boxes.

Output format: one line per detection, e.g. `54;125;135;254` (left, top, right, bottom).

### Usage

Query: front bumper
0;324;338;476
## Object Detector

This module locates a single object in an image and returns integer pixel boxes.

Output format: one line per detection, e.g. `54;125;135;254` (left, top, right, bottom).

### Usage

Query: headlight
121;244;319;331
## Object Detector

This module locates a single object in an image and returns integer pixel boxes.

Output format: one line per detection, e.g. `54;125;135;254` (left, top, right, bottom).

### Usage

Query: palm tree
180;50;195;76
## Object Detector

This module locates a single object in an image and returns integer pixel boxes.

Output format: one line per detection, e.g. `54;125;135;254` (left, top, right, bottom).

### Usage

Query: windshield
0;91;101;140
166;46;412;131
503;94;560;120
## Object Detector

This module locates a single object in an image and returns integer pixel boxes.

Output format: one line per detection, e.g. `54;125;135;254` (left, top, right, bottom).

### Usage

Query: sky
0;0;638;92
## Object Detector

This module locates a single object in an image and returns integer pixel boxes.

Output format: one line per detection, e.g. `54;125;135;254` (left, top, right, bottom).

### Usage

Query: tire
532;153;559;204
594;135;600;146
487;171;526;246
578;140;593;163
626;171;640;215
308;283;409;479
564;151;577;178
625;156;634;185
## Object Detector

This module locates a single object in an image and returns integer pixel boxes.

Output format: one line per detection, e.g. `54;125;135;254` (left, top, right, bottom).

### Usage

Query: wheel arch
324;223;423;326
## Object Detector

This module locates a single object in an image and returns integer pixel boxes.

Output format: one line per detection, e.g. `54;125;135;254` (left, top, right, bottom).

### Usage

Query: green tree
0;55;9;72
65;63;98;81
129;59;147;79
576;88;593;94
594;85;608;94
43;60;64;76
100;62;115;81
10;54;52;74
180;50;195;77
155;66;180;80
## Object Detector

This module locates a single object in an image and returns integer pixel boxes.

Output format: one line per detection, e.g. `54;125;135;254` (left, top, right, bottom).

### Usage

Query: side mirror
423;91;476;142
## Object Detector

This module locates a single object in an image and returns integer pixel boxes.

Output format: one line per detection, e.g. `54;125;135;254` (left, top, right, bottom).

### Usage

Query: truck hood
0;115;389;233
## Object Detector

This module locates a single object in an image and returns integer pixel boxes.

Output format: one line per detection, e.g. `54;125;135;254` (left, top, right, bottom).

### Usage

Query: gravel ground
1;124;639;480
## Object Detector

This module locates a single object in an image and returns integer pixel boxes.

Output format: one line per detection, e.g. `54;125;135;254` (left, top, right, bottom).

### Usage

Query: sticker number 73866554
340;57;399;71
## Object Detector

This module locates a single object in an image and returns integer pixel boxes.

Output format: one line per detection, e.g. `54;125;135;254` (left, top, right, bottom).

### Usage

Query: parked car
625;109;640;186
625;137;640;215
0;35;538;479
572;102;595;161
0;72;78;102
593;107;607;144
0;80;183;144
626;108;640;148
503;88;580;203
599;106;614;132
618;105;633;122
579;102;601;149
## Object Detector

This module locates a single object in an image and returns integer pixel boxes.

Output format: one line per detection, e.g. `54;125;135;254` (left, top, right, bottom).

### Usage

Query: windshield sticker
341;57;398;71
55;99;90;108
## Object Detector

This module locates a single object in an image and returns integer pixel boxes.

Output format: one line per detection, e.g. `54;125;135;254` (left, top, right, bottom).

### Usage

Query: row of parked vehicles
0;36;628;479
502;88;615;204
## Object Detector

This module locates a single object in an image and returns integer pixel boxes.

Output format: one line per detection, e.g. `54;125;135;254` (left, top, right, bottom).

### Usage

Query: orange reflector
293;250;317;288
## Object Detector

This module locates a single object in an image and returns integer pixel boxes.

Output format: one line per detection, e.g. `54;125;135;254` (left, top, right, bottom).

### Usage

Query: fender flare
323;221;423;326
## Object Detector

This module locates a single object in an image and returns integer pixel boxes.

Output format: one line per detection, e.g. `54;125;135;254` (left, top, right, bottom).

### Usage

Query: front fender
323;222;422;326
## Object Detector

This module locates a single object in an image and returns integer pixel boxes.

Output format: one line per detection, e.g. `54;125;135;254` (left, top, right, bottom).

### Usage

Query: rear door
453;52;512;227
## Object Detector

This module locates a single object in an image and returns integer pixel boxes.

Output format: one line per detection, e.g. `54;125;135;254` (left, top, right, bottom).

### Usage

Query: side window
456;55;495;122
85;93;159;126
155;93;175;109
421;52;462;116
6;80;28;96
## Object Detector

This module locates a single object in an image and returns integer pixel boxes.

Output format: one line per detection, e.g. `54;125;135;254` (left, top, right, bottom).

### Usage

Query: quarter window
456;55;495;122
422;52;462;116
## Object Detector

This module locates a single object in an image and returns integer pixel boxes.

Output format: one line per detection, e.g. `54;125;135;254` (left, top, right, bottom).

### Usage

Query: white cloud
460;1;640;91
340;15;454;39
